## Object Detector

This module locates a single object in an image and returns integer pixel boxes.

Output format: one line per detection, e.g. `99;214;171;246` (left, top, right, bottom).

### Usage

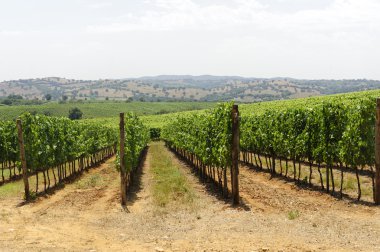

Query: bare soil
0;144;379;252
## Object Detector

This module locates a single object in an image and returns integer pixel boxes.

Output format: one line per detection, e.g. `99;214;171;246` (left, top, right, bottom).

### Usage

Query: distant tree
62;95;68;101
126;97;133;102
7;94;23;100
45;94;52;101
68;107;83;120
105;97;109;101
1;99;12;105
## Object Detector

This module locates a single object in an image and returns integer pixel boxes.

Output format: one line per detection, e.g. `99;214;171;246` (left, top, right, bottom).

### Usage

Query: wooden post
119;113;127;206
375;98;380;204
231;105;240;205
16;119;30;201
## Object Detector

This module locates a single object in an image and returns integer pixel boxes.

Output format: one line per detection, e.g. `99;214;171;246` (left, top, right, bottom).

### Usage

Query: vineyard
0;113;119;198
240;92;376;202
159;90;380;204
0;101;216;121
1;90;380;204
162;102;238;201
1;90;380;251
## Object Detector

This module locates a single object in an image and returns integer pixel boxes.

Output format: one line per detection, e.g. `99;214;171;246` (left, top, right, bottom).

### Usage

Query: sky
0;0;379;81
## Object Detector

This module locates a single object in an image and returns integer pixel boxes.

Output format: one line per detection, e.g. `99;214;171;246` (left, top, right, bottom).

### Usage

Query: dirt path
0;143;380;251
238;165;380;250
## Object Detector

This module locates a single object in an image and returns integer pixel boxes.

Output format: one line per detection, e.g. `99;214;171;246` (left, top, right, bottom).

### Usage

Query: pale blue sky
0;0;379;80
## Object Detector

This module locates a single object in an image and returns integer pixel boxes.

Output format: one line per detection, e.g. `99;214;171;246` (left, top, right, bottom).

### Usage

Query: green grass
0;169;19;181
75;174;104;189
0;101;216;121
0;181;24;199
287;210;300;220
85;109;209;131
0;160;90;199
150;142;195;208
343;177;356;190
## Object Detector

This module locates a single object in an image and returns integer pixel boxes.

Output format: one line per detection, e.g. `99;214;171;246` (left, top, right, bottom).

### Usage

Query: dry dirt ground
0;144;380;252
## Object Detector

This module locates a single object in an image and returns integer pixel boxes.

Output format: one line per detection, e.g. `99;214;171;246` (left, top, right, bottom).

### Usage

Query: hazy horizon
1;0;379;81
2;74;380;83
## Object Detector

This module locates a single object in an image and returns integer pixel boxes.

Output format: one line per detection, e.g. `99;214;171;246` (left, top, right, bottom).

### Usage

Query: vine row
162;102;235;197
117;113;150;205
240;96;375;201
0;113;118;197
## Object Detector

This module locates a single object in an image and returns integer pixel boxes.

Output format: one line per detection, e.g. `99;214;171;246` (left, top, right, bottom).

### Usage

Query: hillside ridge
1;75;380;102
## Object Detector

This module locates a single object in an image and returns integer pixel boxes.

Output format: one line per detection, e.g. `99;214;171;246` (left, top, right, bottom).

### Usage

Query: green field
0;101;217;121
85;89;380;129
144;89;380;128
239;89;380;116
2;90;380;130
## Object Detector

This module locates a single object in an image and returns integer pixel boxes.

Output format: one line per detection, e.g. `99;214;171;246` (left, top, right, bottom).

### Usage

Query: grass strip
150;142;195;208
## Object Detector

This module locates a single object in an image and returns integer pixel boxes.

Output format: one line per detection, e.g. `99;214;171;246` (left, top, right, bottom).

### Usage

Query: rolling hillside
1;76;380;103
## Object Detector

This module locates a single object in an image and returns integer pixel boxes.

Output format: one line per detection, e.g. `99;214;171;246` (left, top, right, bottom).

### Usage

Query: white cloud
87;0;380;35
0;30;22;36
1;0;380;80
86;0;266;32
88;2;113;9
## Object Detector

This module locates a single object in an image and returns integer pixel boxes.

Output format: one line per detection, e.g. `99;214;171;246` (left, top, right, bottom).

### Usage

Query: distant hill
1;76;380;103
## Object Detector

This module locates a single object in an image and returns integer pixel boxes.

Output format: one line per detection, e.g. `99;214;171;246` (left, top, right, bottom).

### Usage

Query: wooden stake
16;119;30;201
119;113;127;206
231;105;240;205
375;98;380;204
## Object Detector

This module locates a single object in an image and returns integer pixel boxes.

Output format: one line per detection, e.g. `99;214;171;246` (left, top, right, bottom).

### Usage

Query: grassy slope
86;109;209;128
3;89;378;128
88;89;380;129
0;101;216;121
150;89;380;127
239;89;380;116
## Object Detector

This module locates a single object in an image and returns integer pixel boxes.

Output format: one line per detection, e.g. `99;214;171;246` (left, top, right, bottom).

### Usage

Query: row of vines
162;102;235;198
240;94;376;201
0;113;118;197
0;120;20;183
118;113;150;205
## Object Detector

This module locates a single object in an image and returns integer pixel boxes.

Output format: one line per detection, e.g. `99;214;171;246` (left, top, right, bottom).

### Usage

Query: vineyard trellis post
231;104;240;205
119;113;127;206
16;119;30;201
375;98;380;205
